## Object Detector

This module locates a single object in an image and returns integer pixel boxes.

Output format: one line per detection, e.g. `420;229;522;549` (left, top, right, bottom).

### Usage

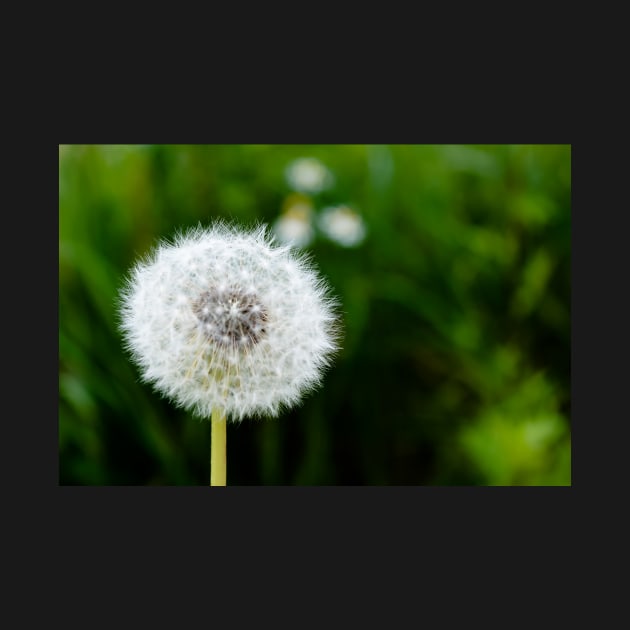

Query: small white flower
285;157;334;193
273;199;314;247
319;205;367;247
273;214;314;248
119;222;340;421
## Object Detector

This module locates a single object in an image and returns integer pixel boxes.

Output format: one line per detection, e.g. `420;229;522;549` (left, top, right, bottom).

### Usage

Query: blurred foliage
59;144;571;485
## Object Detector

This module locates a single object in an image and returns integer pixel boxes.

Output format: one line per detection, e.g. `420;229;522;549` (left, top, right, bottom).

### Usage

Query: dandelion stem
210;408;226;486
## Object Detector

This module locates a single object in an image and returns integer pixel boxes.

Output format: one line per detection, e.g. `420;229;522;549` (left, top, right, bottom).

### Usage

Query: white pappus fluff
119;222;340;421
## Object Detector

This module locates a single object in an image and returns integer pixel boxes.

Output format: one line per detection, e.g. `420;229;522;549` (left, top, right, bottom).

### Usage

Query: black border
52;77;576;608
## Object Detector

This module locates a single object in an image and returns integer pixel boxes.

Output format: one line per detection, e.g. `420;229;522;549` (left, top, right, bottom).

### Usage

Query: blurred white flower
273;197;314;247
285;157;334;193
119;222;340;421
319;206;367;247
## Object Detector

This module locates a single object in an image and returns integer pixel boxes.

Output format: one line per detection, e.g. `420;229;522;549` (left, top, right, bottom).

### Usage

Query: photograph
58;144;571;486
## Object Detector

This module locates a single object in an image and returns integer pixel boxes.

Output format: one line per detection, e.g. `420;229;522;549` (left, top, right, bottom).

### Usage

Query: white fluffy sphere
119;222;340;421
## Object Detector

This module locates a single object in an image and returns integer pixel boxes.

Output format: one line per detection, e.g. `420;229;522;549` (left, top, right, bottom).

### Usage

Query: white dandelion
118;222;340;485
285;157;334;193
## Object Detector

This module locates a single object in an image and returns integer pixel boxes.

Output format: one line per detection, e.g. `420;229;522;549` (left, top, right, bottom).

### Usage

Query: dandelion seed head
119;222;341;421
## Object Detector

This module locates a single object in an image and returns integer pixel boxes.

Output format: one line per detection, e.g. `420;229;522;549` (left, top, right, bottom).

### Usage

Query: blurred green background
59;144;571;485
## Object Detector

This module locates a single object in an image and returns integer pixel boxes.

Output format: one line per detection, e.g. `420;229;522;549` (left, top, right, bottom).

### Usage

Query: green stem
210;408;226;486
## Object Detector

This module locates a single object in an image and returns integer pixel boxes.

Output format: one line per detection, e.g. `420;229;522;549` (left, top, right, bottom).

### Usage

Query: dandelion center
192;286;268;349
